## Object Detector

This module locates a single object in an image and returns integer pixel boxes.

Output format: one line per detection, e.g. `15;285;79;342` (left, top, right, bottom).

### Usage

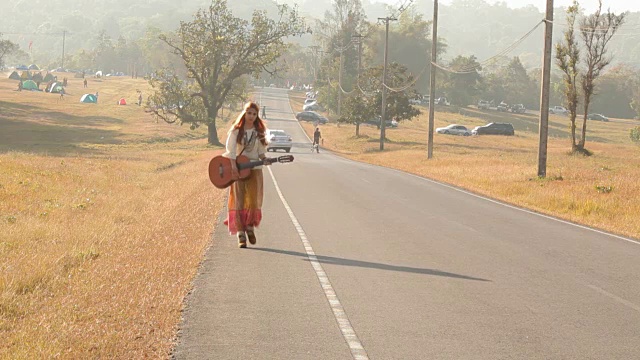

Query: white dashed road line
267;167;369;360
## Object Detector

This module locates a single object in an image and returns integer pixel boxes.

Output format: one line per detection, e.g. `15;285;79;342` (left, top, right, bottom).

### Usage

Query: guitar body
209;155;251;189
208;154;294;189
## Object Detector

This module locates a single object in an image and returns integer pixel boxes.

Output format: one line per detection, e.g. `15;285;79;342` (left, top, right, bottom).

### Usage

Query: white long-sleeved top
223;128;266;168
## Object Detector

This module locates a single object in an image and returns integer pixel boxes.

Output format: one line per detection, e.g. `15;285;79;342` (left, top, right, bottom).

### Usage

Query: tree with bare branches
577;0;626;151
555;2;581;152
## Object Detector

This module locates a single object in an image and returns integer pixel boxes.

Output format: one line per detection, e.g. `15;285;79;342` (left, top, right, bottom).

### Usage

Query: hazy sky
373;0;639;14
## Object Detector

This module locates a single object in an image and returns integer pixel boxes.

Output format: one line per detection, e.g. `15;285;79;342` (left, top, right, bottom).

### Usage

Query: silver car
266;129;293;153
436;124;471;136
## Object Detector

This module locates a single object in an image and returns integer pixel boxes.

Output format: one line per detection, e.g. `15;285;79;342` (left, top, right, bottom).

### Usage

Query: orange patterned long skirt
224;169;263;235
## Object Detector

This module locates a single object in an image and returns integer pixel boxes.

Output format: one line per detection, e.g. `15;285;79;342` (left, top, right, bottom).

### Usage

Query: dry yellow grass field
0;74;233;358
292;92;640;240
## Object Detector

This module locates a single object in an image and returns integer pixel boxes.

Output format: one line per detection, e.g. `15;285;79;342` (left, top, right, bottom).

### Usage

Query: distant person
95;91;99;103
63;77;68;87
312;126;322;153
58;87;65;101
262;105;266;119
83;79;88;88
17;81;22;92
137;92;143;106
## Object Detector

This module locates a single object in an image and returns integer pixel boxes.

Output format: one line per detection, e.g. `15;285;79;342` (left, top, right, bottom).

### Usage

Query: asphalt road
172;87;640;360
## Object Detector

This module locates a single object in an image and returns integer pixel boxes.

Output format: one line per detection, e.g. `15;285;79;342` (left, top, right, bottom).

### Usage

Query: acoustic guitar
208;154;294;189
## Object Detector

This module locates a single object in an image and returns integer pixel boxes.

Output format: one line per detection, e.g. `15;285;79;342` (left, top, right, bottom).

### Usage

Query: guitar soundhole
218;164;223;178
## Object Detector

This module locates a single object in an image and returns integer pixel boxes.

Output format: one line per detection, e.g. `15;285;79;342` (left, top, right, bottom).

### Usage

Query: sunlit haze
372;0;639;14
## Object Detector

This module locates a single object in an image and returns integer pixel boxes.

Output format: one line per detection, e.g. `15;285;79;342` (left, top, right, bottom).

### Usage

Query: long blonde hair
230;101;267;145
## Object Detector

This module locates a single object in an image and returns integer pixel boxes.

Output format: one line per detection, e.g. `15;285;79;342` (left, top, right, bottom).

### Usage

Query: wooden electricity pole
427;0;439;159
537;0;554;178
378;17;396;151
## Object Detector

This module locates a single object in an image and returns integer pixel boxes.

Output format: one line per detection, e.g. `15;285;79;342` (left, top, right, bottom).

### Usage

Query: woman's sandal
246;230;257;245
237;233;247;248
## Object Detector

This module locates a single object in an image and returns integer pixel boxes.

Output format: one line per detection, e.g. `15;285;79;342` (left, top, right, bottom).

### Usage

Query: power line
434;20;544;74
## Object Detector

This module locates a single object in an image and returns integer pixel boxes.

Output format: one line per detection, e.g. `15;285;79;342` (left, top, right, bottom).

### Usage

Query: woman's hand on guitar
231;165;240;179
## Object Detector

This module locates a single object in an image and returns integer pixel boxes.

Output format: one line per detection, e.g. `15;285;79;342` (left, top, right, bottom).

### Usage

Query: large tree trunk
578;99;591;149
207;124;221;146
355;122;360;137
570;117;577;151
206;107;222;146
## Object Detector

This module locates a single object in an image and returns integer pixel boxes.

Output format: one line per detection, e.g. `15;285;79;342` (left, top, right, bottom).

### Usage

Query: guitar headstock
266;155;294;164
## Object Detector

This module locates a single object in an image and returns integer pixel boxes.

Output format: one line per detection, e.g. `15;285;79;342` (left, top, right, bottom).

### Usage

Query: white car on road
266;129;293;153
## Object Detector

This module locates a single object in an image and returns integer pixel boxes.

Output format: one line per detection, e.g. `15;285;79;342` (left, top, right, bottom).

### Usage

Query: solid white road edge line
267;166;369;360
335;155;640;247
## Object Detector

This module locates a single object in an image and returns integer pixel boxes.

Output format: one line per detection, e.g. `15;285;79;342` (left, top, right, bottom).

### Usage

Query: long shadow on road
251;247;491;282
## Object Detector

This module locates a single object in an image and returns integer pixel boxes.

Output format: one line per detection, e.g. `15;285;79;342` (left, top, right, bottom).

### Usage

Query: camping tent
22;80;39;90
20;71;31;80
118;98;127;105
28;64;40;70
47;82;64;93
80;94;97;103
95;71;103;77
8;71;20;80
16;65;28;71
43;73;55;82
32;72;43;83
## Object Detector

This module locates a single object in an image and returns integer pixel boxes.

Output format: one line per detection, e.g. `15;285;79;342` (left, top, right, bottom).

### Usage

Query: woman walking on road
223;101;269;248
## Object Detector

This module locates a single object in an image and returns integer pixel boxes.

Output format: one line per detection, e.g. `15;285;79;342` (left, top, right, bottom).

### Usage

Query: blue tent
28;64;40;70
80;94;97;103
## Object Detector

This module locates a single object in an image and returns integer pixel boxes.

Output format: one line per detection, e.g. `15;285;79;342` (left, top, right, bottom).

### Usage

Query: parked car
472;122;515;136
436;124;471;136
363;116;398;129
409;97;422;105
304;98;316;105
303;102;322;111
364;117;398;128
477;100;490;110
266;129;293;152
510;104;526;114
296;111;328;124
587;113;609;122
496;102;509;112
435;97;450;106
549;106;569;115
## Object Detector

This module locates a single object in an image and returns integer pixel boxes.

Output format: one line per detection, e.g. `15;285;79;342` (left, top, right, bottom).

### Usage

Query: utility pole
309;45;320;83
378;17;396;151
61;30;66;69
338;41;344;118
427;0;439;159
538;0;554;178
352;33;364;77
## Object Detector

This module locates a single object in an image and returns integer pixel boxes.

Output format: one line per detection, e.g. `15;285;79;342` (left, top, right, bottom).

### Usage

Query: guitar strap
238;130;255;156
238;130;255;157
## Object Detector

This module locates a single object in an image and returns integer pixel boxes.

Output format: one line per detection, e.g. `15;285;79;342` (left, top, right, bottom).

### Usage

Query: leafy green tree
0;34;19;68
440;55;482;106
338;93;376;137
367;8;444;95
591;64;635;118
501;57;537;106
148;0;308;145
364;63;421;124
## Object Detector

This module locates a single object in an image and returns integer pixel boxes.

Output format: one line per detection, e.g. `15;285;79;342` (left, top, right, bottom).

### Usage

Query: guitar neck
238;159;269;170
